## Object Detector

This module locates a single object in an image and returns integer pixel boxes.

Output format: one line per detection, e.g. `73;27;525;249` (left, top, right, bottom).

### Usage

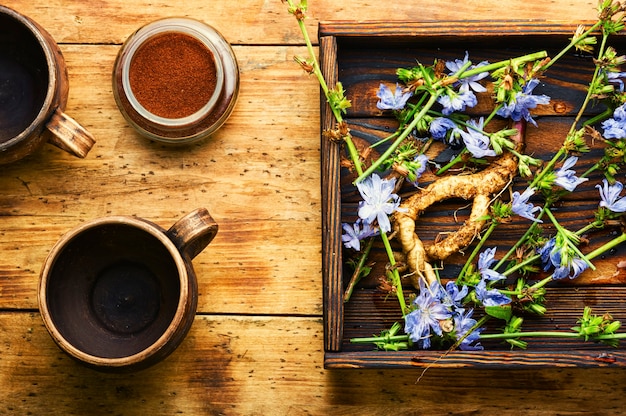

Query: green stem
576;220;602;236
343;237;375;303
444;61;473;86
529;148;566;189
289;1;364;176
502;253;540;277
581;161;601;180
463;51;549;77
585;232;626;261
524;31;607;192
355;92;441;183
350;334;410;344
545;208;596;270
529;28;612;186
519;28;607;212
370;131;400;148
480;331;626;340
381;231;407;315
293;15;333;116
371;94;430;151
540;21;603;72
351;327;626;345
529;274;554;291
494;208;546;272
568;31;608;135
583;107;614;127
450;315;490;350
483;103;503;126
436;150;467;175
344;136;364;176
505;221;613;293
458;221;498;282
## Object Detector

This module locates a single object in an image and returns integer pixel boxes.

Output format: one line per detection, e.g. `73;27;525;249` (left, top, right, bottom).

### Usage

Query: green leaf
485;304;513;321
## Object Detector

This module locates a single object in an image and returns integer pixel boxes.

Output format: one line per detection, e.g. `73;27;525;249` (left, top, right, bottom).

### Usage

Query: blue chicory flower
538;237;557;271
460;118;496;159
478;247;506;281
437;89;478;116
341;219;378;251
511;187;542;222
601;103;626;139
404;279;452;349
376;83;412;111
554;156;588;192
552;257;588;280
446;52;490;93
407;154;429;187
440;281;469;311
538;237;588;280
429;117;457;141
597;179;626;213
356;173;402;233
453;309;484;351
496;78;550;127
413;154;429;177
475;279;511;307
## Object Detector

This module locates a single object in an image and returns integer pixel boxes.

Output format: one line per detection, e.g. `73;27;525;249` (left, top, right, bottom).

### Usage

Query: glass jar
112;18;239;144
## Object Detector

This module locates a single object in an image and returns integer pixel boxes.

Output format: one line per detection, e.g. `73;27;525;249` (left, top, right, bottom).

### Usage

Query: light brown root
395;214;438;287
426;193;490;260
394;120;525;289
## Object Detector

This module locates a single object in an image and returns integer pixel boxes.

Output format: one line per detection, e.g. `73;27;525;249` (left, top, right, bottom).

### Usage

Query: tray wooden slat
320;34;344;352
319;20;598;39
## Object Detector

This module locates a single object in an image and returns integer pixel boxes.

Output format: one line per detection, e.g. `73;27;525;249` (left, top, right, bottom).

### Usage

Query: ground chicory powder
128;32;217;119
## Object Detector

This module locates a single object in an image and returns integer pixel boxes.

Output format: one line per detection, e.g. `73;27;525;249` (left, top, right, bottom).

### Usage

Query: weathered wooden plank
0;1;598;45
0;217;322;314
0;44;323;315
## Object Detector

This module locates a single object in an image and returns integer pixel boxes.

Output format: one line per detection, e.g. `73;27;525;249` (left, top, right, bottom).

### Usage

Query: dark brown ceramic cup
0;5;95;164
38;208;218;372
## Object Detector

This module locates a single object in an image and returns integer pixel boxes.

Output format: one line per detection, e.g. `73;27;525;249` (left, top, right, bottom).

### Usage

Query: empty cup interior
43;223;182;359
0;11;49;143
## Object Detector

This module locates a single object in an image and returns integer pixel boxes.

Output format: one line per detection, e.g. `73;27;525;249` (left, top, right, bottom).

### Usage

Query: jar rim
120;18;226;127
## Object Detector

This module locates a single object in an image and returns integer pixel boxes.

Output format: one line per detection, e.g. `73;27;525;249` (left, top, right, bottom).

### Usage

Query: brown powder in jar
129;32;217;119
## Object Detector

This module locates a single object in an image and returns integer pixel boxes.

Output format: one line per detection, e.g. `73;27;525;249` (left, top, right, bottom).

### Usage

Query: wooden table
1;0;624;414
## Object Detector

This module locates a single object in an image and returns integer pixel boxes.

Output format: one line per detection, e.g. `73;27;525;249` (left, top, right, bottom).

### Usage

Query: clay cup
38;208;218;372
0;5;95;164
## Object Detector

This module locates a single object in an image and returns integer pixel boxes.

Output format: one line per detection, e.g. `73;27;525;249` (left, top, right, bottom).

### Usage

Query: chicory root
394;120;525;289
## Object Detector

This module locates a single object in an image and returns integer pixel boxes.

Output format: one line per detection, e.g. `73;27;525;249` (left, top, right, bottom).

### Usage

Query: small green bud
526;303;547;315
604;320;621;334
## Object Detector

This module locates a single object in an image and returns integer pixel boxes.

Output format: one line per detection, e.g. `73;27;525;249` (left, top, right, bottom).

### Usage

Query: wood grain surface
1;0;625;415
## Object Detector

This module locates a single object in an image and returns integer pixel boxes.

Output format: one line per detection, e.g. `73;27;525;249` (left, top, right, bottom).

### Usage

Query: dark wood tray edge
320;33;344;353
319;20;625;369
324;350;626;369
319;20;599;38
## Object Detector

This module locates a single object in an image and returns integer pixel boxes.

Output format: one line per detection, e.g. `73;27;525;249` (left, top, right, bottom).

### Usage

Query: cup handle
166;208;219;260
46;109;95;158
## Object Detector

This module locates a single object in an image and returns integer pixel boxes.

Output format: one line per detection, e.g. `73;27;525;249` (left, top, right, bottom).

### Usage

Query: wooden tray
320;21;626;368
